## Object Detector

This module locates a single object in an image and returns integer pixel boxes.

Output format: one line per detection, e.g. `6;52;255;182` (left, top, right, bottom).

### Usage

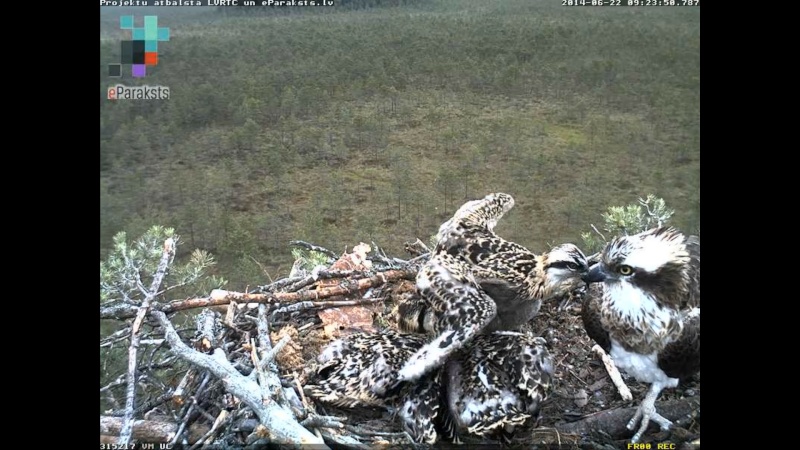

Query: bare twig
256;305;278;374
171;372;212;446
100;326;133;348
318;429;370;450
289;240;339;260
301;414;347;429
262;336;291;370
407;252;431;265
592;344;633;401
150;309;327;447
100;415;210;444
590;224;607;242
172;369;196;406
189;410;230;450
119;238;176;446
195;310;219;352
100;374;127;394
639;196;668;228
107;391;176;418
275;269;377;294
284;277;319;293
253;275;305;294
272;297;383;317
254;304;289;405
101;269;416;320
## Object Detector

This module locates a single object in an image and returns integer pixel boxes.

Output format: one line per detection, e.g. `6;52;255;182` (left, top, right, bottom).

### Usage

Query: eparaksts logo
108;84;170;100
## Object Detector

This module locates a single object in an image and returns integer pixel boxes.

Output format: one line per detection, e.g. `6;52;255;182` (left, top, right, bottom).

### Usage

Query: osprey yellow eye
618;265;633;275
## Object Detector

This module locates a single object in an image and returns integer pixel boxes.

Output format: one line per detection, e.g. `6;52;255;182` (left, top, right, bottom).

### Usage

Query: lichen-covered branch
149;309;327;447
119;238;176;445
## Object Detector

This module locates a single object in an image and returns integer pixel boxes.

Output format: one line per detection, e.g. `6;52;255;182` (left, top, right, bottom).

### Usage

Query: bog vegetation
100;0;699;290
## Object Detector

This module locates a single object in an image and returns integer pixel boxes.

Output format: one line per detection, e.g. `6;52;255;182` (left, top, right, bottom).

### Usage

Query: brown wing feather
581;283;611;353
684;235;700;308
658;310;700;380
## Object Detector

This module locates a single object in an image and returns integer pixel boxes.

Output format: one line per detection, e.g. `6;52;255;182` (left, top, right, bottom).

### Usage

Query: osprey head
542;243;589;294
584;227;691;307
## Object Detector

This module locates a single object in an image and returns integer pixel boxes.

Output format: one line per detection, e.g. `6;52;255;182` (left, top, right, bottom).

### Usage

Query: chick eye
618;265;633;275
566;262;579;270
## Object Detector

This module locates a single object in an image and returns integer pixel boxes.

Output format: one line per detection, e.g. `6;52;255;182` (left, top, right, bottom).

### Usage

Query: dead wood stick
262;336;291;370
255;304;289;406
100;415;210;443
554;396;700;439
189;410;230;450
100;326;132;348
101;269;416;320
171;372;212;445
150;309;327;447
318;429;371;450
289;240;339;260
106;391;175;418
253;275;305;294
593;344;633;401
119;238;176;446
257;269;376;294
272;298;383;317
172;369;195;406
100;374;127;394
302;415;346;429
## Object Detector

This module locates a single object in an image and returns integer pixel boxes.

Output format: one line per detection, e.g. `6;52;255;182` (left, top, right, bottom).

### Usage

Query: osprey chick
397;193;588;383
307;329;554;444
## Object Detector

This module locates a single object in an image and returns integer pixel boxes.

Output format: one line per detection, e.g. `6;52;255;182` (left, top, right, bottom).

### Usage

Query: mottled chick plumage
306;332;429;408
307;329;554;444
305;331;442;444
582;226;700;442
398;193;588;383
442;331;553;444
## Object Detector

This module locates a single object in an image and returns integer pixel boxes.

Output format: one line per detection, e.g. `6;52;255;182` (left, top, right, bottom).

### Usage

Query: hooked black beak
582;264;607;283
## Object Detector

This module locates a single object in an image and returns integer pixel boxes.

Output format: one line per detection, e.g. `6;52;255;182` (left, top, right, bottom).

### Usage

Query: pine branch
119;238;176;446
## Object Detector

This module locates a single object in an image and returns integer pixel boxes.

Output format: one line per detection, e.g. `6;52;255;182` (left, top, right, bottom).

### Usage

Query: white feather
623;233;683;273
609;340;678;388
606;282;673;339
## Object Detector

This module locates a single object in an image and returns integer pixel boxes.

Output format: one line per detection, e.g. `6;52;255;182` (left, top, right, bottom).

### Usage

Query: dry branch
119;238;176;445
149;308;327;447
593;344;633;401
100;269;415;320
289;240;339;260
100;415;210;443
554;396;700;439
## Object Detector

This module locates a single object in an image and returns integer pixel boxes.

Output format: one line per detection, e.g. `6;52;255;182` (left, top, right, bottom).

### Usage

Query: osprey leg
628;381;673;443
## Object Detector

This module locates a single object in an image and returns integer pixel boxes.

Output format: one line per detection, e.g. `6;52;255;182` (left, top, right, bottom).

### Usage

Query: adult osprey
582;227;700;443
397;193;588;383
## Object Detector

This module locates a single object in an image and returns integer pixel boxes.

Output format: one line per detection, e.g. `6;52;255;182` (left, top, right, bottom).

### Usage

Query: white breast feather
609;340;678;388
606;282;674;340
